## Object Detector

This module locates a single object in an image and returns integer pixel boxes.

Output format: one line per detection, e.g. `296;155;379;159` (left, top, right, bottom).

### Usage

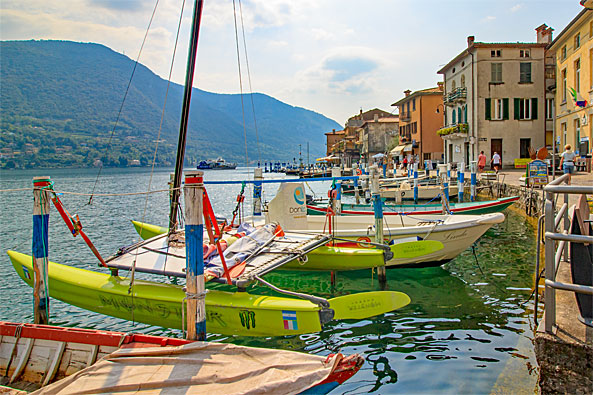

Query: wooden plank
42;341;66;386
86;344;99;367
9;338;34;384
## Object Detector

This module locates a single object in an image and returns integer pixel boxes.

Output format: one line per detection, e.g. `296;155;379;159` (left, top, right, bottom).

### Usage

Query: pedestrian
559;144;577;184
478;151;487;173
402;156;408;170
491;152;501;173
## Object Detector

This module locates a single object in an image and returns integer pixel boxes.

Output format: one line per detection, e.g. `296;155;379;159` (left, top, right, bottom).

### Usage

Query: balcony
399;111;411;122
444;87;467;106
437;123;468;140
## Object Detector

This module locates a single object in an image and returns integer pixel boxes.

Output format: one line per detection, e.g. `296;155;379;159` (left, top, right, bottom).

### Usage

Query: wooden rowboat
0;321;363;394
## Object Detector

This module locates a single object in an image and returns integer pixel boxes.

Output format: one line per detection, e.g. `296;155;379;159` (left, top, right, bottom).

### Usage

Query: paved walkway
481;168;592;187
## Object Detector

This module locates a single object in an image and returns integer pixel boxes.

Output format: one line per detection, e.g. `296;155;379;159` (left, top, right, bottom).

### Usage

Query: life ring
356;236;372;248
356;168;362;175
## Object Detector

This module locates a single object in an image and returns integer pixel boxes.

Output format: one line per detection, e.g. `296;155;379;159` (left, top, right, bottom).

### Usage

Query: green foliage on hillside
0;40;339;169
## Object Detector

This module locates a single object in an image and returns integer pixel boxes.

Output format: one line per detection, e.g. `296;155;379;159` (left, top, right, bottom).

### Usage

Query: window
407;101;410;113
520;49;530;58
520;63;532;83
491;63;502;82
575;59;581;93
561;46;567;61
494;99;504;120
491;49;501;57
561;123;567;146
452;80;456;90
485;98;508;120
461;74;465;87
412;98;416;111
575;33;581;49
452;108;457;124
514;98;537;120
561;69;567;102
546;98;554;120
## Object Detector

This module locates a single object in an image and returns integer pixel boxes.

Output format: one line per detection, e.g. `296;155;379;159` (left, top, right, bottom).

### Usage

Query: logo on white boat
294;186;305;205
282;310;298;330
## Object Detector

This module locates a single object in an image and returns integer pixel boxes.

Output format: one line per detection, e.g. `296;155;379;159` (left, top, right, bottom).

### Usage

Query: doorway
491;138;502;167
520;138;531;158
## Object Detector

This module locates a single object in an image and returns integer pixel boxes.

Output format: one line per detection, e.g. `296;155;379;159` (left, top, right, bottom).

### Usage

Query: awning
403;144;413;152
316;156;339;162
390;145;405;155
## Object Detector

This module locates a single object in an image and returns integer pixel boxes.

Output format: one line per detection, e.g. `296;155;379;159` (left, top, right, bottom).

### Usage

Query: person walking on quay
478;151;487;173
491;152;501;173
559;144;577;184
402;156;408;170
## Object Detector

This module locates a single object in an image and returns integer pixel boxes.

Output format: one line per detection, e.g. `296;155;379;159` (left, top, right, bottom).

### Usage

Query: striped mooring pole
370;166;386;285
470;161;477;201
32;176;51;324
413;163;419;204
184;171;206;341
458;162;465;202
253;167;263;216
332;167;342;214
445;163;451;201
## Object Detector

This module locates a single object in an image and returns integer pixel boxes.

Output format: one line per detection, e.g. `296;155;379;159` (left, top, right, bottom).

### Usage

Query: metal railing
540;174;593;333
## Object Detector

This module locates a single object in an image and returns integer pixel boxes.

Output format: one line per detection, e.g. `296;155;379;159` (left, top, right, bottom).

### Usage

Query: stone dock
474;169;592;394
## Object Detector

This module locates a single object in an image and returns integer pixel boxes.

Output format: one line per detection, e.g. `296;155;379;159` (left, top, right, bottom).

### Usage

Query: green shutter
531;98;538;119
485;98;491;120
503;98;509;120
514;98;520;120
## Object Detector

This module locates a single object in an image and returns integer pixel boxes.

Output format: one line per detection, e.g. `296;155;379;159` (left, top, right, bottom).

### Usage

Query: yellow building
550;8;593;155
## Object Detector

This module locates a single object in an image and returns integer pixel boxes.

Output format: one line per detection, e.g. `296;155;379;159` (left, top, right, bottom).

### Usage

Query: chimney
404;90;411;97
536;24;554;44
332;129;336;132
467;36;475;47
374;114;379;122
437;82;444;91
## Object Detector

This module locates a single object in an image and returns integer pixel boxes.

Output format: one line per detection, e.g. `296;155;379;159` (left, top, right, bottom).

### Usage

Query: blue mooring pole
413;163;419;203
445;163;450;201
470;161;477;201
32;176;51;324
253;167;263;216
332;167;342;214
370;166;386;285
458;162;464;202
184;171;206;340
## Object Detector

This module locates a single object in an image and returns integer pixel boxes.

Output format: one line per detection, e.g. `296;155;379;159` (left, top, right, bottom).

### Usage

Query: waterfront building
549;8;593;156
325;129;345;156
437;29;550;167
391;85;445;167
359;114;399;164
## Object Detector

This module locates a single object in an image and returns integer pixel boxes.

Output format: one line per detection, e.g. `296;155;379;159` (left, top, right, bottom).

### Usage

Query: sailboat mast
169;0;205;231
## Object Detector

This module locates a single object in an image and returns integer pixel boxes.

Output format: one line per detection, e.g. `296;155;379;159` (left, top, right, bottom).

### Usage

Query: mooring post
184;171;206;341
413;162;419;204
253;167;263;216
32;176;52;324
444;163;451;201
458;162;465;202
332;167;342;214
370;167;386;285
354;165;361;204
470;161;477;201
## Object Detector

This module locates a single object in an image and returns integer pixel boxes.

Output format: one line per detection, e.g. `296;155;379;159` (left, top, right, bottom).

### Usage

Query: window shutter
503;98;509;120
485;98;491;120
531;98;538;119
514;98;520;120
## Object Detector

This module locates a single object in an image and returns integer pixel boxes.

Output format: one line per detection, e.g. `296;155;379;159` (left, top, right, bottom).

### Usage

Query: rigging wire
129;0;188;297
232;0;250;169
238;0;262;166
87;0;162;206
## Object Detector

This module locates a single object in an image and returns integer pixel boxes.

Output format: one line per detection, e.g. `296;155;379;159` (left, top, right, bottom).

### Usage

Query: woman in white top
559;144;577;184
491;152;501;173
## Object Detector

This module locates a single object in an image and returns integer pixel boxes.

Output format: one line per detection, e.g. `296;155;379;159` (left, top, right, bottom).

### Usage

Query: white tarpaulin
372;153;385;159
35;342;343;395
390;145;405;155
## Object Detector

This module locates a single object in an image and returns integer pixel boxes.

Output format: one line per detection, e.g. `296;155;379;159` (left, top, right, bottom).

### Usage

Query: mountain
0;40;340;168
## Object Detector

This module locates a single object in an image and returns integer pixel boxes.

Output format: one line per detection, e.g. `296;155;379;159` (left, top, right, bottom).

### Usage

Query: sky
0;0;586;125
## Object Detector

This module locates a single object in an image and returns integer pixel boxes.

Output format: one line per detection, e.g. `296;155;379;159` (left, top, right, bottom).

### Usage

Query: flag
282;310;298;330
569;87;588;108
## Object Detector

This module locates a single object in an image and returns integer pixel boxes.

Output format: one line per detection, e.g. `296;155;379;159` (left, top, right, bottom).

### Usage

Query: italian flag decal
282;310;298;330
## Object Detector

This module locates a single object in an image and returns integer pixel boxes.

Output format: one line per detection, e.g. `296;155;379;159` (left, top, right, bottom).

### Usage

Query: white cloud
482;15;496;22
510;4;523;13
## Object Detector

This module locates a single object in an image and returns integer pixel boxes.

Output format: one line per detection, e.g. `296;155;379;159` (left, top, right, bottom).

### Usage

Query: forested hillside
0;40;339;168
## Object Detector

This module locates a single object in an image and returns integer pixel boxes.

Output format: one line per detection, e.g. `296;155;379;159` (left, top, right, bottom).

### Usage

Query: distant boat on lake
196;157;237;170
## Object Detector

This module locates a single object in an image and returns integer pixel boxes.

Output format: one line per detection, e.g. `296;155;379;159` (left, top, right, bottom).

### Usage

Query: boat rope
232;0;249;168
87;0;162;206
254;275;330;308
231;182;246;226
238;0;262;166
181;288;209;338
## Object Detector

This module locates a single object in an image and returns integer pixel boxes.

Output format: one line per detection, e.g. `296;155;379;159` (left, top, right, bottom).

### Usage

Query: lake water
0;167;539;394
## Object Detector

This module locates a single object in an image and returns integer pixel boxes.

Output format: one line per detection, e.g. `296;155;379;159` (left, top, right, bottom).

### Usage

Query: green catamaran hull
8;251;409;337
131;221;387;271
